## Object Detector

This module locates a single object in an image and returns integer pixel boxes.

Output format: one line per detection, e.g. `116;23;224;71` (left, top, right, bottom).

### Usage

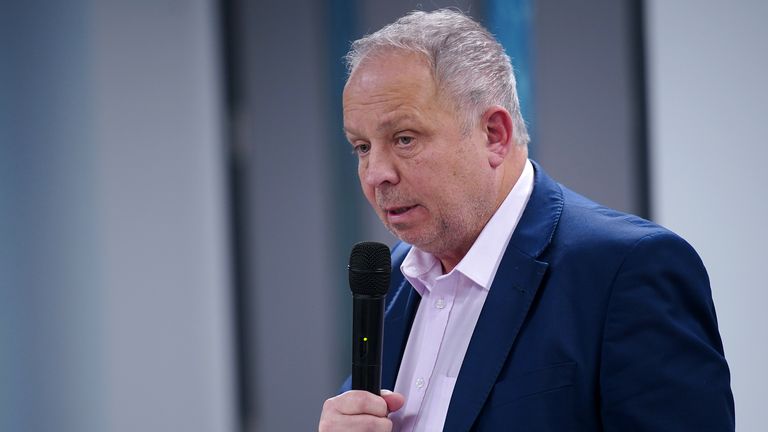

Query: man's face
343;51;498;261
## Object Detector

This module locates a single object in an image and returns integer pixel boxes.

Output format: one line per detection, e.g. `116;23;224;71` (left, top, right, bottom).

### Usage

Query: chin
391;228;424;246
395;231;442;253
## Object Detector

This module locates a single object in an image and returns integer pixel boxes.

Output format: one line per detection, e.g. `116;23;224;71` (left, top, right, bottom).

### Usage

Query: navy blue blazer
343;161;734;431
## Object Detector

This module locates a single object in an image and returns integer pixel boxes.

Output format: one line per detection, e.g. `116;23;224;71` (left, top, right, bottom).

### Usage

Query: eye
353;142;371;156
397;136;414;146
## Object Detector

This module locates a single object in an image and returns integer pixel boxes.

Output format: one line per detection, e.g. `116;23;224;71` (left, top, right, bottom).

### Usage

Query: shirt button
415;377;425;389
435;297;446;309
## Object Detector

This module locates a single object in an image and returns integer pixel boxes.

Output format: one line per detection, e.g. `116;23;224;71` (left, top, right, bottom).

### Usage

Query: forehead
346;50;435;94
342;51;446;133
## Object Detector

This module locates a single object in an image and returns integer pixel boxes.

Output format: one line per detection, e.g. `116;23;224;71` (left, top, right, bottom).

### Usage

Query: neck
437;154;528;274
438;251;467;274
496;151;527;209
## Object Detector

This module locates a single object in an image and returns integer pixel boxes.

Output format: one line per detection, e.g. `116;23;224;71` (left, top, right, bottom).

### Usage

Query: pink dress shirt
389;160;534;431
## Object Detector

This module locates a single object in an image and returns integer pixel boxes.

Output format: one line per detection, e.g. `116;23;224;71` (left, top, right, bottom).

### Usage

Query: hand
319;389;405;431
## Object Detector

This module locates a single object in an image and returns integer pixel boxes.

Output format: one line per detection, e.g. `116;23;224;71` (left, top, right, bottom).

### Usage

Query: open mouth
387;205;416;215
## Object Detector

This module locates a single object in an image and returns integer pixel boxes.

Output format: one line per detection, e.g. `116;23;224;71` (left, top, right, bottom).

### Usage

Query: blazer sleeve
599;231;735;431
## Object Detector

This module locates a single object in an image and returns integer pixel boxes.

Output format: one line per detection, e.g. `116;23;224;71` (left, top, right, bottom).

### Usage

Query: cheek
358;172;376;205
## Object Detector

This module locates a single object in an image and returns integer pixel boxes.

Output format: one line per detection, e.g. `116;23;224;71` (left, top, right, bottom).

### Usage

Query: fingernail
380;389;392;396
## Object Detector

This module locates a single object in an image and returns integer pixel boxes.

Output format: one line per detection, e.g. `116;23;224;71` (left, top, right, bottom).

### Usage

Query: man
319;9;734;432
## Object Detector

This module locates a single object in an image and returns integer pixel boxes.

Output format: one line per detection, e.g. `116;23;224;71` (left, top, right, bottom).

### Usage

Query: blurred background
1;0;765;430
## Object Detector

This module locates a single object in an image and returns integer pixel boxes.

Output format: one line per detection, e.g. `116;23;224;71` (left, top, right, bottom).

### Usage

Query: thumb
380;389;405;413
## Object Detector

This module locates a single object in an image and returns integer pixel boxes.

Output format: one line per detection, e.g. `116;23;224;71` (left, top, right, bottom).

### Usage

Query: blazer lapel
381;278;420;391
444;160;564;432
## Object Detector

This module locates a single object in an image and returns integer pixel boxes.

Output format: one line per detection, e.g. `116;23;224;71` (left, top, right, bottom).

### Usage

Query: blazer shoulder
556;186;679;248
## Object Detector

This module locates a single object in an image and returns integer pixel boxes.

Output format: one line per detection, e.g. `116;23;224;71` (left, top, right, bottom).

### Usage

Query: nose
361;144;399;188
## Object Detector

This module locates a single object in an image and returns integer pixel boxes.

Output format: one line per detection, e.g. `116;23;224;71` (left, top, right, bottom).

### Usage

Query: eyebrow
377;114;418;132
342;127;358;141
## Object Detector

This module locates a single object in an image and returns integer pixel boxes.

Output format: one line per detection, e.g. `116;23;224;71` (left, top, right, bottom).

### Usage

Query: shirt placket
410;274;458;427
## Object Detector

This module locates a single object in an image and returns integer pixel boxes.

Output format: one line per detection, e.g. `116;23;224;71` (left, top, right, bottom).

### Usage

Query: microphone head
348;242;391;296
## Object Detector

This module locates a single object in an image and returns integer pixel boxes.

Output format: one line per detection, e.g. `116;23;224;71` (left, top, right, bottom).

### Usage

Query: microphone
348;242;391;394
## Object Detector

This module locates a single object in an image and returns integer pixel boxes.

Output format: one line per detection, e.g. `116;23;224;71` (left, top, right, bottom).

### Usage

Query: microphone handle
352;295;385;394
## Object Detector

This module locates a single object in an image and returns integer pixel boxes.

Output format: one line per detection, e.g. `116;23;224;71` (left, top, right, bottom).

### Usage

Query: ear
482;107;514;168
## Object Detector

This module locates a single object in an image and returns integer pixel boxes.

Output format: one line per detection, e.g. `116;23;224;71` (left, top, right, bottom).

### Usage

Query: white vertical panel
90;1;235;431
646;1;768;429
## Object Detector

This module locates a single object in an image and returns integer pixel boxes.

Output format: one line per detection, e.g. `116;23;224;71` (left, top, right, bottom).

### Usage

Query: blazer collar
508;160;564;259
381;279;420;391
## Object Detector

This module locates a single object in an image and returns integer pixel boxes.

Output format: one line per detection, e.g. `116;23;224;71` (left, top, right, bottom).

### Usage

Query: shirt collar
401;159;535;292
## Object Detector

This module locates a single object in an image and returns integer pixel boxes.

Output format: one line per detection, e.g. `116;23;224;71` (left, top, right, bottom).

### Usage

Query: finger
380;390;405;413
319;413;393;432
343;414;393;432
329;390;389;417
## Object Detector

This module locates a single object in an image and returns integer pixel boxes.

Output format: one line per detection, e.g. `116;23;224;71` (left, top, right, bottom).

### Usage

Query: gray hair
345;9;530;147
